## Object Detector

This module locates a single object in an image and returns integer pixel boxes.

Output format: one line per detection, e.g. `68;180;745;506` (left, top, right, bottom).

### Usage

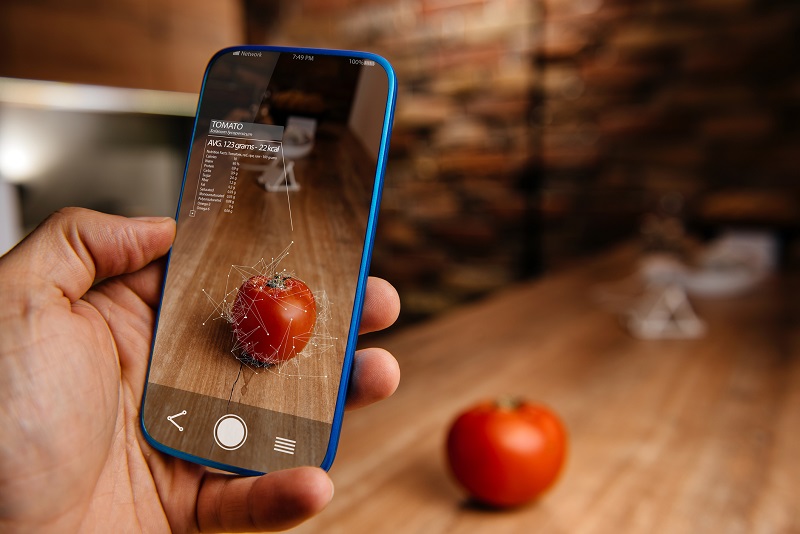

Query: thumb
1;207;175;302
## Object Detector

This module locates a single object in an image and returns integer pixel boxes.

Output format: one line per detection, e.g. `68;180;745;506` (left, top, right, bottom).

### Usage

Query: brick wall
538;0;800;264
255;0;800;321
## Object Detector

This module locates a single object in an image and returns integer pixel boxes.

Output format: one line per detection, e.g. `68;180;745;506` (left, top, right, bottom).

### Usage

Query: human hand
0;208;400;533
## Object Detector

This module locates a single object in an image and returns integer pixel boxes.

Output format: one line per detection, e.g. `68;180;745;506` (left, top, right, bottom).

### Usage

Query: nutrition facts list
189;121;285;217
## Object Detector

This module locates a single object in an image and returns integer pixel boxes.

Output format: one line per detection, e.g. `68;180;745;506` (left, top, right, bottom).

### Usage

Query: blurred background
2;1;800;531
0;0;800;320
1;0;799;321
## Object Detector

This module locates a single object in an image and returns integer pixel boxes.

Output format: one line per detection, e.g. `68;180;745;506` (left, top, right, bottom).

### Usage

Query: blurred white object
627;284;706;339
684;230;777;297
638;231;777;298
0;178;23;255
249;116;314;192
613;231;775;339
259;159;298;192
281;116;316;160
639;253;690;286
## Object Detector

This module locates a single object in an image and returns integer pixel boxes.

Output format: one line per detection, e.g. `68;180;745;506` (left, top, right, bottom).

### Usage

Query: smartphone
141;46;396;475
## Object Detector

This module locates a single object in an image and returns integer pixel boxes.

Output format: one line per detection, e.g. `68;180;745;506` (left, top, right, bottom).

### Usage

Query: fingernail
328;478;335;502
131;216;173;223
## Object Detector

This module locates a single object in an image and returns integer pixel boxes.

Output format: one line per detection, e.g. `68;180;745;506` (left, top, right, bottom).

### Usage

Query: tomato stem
495;396;522;411
267;272;291;290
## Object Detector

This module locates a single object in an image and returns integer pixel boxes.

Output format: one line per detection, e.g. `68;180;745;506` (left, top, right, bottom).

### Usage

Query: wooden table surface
150;125;374;424
288;246;800;533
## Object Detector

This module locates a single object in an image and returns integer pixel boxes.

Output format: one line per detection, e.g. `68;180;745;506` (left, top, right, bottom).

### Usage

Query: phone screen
141;47;395;474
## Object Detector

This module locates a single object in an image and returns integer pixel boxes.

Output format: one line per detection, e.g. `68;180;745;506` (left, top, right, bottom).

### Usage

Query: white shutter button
213;414;247;450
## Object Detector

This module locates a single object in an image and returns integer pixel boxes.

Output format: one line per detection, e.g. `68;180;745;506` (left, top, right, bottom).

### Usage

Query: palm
0;209;400;533
1;263;193;531
82;265;199;531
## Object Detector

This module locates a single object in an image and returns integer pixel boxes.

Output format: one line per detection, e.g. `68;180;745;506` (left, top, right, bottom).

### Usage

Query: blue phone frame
140;45;397;476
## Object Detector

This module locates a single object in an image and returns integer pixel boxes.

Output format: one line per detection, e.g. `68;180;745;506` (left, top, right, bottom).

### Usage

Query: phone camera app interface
143;49;391;473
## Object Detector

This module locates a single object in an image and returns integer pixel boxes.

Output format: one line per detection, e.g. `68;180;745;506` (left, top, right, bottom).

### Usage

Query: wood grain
287;245;800;533
148;125;374;424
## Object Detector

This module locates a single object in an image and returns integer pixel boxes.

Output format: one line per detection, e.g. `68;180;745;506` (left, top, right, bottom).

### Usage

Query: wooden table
150;125;374;424
290;246;800;533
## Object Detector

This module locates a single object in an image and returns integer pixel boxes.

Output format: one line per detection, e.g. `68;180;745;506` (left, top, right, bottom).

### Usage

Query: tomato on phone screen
141;46;396;475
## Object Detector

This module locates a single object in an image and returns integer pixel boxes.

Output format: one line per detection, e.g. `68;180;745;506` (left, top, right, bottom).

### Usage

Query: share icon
167;410;187;432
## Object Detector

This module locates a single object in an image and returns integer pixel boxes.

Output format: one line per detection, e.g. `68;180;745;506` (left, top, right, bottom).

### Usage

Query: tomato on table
446;399;567;507
230;273;316;364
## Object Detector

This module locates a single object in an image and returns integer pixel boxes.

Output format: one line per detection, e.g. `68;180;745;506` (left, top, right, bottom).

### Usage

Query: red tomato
446;399;567;507
231;273;317;364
